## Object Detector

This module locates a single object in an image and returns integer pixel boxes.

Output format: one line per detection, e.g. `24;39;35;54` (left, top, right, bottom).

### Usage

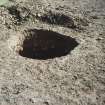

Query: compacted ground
0;0;105;105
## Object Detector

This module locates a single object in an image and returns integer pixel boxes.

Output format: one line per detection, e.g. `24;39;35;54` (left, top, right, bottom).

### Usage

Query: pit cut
19;29;78;59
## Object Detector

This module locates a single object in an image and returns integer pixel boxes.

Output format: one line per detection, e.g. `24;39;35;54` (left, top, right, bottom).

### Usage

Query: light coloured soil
0;0;105;105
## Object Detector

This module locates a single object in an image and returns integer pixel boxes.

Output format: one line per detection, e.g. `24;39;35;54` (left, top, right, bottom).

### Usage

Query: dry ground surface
0;0;105;105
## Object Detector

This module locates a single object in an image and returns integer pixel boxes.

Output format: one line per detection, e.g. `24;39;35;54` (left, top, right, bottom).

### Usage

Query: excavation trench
19;29;78;60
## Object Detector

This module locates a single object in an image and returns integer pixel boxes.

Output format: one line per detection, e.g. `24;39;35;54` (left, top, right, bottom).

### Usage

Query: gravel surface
0;0;105;105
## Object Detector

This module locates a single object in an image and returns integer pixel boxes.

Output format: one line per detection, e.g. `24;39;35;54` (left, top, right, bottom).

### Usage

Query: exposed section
19;29;78;60
36;11;75;28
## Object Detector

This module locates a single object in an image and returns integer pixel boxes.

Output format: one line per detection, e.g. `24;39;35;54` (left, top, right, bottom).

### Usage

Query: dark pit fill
36;11;75;28
19;29;79;60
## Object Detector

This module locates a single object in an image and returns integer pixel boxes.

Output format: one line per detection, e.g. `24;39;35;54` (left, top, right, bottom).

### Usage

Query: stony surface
0;0;105;105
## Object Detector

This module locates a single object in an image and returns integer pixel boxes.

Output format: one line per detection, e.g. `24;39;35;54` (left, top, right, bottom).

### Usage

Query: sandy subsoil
0;0;105;105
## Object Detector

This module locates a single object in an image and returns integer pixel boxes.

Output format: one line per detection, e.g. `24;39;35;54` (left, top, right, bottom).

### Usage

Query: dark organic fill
36;11;75;28
19;29;79;60
7;6;30;25
8;6;22;22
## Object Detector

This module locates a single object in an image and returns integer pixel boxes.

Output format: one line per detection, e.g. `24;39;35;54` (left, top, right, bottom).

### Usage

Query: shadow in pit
19;29;79;60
